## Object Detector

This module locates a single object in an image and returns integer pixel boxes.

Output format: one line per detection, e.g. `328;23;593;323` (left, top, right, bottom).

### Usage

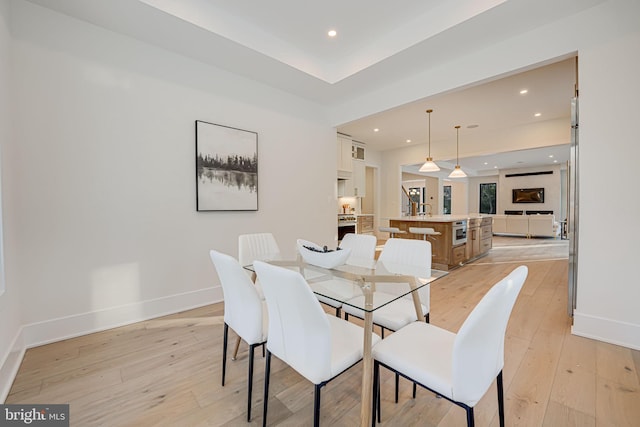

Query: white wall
0;0;26;403
498;165;562;215
448;180;469;215
4;0;336;352
571;0;640;348
341;0;640;349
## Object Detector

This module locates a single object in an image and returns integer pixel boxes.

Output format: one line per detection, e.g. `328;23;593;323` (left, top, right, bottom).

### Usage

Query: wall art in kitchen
195;120;258;211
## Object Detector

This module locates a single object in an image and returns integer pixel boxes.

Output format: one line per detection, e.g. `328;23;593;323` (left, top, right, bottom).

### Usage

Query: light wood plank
542;400;595;427
596;375;640;426
6;238;640;426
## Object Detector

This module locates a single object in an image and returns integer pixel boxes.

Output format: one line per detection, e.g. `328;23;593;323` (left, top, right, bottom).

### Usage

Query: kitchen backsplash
338;196;358;214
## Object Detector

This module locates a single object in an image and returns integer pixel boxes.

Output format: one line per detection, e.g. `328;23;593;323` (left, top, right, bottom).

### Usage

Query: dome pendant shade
419;157;440;172
449;165;467;178
448;125;467;178
420;109;440;172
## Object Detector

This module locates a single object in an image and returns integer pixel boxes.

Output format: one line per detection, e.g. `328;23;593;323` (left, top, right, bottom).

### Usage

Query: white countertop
386;214;487;223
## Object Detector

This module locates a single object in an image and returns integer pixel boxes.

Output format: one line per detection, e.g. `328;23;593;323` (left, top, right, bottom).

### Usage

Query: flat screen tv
512;188;544;203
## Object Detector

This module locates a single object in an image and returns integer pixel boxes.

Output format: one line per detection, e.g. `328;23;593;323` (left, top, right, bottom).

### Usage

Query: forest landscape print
196;120;258;211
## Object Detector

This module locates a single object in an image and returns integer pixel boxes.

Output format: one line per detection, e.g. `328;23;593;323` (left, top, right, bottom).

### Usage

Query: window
479;183;497;214
443;185;451;214
407;187;424;214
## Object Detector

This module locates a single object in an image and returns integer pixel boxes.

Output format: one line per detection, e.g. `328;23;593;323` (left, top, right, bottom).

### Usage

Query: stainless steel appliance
338;214;357;240
452;220;467;245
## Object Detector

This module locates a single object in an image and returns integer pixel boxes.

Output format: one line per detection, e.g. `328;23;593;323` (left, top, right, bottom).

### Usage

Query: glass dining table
247;257;448;427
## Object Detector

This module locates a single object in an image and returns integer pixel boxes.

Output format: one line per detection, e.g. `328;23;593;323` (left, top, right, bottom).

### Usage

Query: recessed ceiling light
548;154;554;158
373;128;379;132
484;162;488;165
520;89;528;95
554;160;558;163
327;30;337;37
534;113;542;117
494;166;498;169
406;139;411;143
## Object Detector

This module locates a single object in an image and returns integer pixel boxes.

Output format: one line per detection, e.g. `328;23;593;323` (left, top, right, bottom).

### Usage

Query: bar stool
409;227;441;241
379;226;406;238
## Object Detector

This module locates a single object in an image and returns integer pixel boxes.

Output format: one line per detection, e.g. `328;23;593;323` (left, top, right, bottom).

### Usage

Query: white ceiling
25;0;592;174
341;57;577;175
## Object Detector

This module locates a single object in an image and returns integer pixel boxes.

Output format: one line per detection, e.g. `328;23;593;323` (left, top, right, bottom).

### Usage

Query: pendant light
419;109;440;172
448;125;467;178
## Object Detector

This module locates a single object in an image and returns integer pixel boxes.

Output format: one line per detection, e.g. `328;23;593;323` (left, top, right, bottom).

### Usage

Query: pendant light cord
455;125;461;164
427;109;432;157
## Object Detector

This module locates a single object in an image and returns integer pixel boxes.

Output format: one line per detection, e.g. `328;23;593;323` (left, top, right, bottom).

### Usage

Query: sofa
492;214;560;238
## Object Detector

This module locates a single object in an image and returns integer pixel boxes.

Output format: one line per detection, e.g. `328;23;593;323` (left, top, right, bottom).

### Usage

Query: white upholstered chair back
376;238;432;305
339;233;377;268
254;261;332;384
451;265;528;406
238;233;281;266
209;250;265;345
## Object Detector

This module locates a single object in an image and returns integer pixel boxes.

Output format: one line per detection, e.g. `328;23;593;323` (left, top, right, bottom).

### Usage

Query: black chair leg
412;382;417;398
394;373;399;403
247;344;255;421
262;351;271;427
466;407;475;427
262;342;266;357
314;384;322;427
497;371;505;427
373;361;381;425
381;327;385;339
222;323;228;386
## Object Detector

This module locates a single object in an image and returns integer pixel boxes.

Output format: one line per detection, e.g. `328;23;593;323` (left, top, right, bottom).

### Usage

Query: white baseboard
22;286;223;348
1;286;223;402
572;311;640;351
0;328;26;403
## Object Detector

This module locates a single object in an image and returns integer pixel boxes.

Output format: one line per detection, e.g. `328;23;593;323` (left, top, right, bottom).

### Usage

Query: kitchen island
388;215;492;270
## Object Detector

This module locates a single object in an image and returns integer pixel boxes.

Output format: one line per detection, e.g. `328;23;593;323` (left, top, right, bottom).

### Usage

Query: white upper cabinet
352;160;366;197
337;135;352;179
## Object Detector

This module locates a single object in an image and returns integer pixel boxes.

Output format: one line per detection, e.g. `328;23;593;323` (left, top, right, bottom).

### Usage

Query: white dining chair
254;260;381;427
315;233;377;317
238;232;282;286
232;233;281;359
342;237;431;401
340;232;377;268
372;265;528;427
343;238;431;332
209;250;268;422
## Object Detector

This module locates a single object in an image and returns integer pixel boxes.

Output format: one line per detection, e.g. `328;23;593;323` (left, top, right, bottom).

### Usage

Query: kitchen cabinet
352;142;365;160
338;158;366;198
357;215;374;234
451;244;466;266
390;220;453;269
479;217;493;254
337;135;352;178
390;215;491;270
352;160;366;197
466;217;492;261
466;218;481;260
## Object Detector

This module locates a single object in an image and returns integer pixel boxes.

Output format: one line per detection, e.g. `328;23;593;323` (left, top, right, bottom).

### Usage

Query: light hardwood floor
6;237;640;426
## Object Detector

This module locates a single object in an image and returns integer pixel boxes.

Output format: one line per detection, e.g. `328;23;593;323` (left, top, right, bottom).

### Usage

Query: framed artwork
195;120;258;211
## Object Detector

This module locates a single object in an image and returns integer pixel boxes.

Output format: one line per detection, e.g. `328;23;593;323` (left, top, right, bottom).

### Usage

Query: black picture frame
195;120;258;211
